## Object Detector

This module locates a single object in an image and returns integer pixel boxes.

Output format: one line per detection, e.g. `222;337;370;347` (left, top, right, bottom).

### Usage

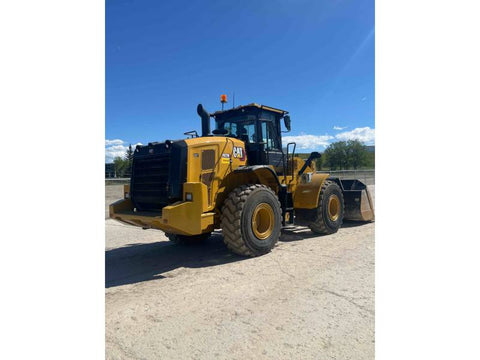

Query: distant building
105;163;116;178
366;145;375;153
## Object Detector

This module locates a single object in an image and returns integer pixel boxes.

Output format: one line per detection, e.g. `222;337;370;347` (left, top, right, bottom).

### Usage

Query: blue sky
106;0;374;162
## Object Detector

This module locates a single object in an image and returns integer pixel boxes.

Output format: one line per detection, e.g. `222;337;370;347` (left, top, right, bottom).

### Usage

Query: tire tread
309;180;344;234
221;184;281;257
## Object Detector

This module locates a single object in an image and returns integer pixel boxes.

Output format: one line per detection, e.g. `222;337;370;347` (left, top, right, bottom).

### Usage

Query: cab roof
212;103;288;117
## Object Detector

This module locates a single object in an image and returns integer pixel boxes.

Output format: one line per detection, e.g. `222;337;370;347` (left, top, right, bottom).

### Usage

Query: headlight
185;192;193;201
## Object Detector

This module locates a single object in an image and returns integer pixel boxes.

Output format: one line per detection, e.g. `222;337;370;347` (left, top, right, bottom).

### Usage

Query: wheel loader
110;100;374;256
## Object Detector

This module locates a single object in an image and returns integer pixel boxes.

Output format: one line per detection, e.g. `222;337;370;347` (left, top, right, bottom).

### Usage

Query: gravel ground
106;185;375;360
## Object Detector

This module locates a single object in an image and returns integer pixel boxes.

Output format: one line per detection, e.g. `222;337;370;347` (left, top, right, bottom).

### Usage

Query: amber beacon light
220;94;227;110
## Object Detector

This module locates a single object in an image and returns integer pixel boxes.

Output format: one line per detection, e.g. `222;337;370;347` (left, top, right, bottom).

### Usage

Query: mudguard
293;173;330;209
232;165;282;193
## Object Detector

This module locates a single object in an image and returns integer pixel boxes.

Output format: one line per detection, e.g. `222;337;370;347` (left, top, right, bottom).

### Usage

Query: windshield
216;120;257;142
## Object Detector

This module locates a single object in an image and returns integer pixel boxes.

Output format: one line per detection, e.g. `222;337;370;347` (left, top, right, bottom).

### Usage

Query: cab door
260;120;284;168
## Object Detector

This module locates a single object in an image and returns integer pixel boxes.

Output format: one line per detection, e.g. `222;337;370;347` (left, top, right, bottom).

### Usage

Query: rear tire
309;180;344;234
221;184;282;257
166;232;211;244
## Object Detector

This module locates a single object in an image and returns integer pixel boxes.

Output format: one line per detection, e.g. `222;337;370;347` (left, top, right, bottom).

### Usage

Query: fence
317;169;375;185
105;172;131;179
105;178;130;185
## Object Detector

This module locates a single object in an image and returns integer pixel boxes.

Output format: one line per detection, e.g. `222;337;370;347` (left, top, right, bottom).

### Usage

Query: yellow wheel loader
110;101;374;256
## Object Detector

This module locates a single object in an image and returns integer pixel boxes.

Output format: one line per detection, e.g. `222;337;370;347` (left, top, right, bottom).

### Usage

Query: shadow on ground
106;222;370;288
106;232;243;288
280;221;368;241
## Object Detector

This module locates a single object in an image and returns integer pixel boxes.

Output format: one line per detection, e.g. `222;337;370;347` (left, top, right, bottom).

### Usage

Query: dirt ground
106;185;375;360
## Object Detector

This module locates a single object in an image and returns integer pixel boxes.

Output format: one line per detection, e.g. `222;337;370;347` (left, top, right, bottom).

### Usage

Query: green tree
324;141;349;170
124;144;134;176
346;140;368;170
365;151;375;168
114;156;129;177
125;144;134;161
324;140;370;170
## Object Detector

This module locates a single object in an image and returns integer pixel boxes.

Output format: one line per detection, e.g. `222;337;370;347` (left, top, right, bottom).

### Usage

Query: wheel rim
328;194;340;221
251;203;274;240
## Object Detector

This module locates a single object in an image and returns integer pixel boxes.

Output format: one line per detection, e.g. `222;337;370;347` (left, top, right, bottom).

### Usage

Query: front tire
221;184;282;257
308;180;344;234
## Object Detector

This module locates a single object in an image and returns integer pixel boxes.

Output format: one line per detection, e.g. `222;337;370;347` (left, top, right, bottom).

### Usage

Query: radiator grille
131;153;171;211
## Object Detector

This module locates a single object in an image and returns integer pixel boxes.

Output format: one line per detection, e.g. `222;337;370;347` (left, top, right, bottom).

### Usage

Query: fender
233;165;282;192
215;165;284;214
293;173;330;209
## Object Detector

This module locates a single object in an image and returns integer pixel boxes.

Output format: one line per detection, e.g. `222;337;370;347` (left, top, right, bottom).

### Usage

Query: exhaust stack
197;104;210;137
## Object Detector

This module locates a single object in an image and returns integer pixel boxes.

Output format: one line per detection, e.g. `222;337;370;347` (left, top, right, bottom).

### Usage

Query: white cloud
105;139;124;146
105;139;142;163
335;127;375;144
108;145;128;152
333;126;347;131
282;134;334;150
282;126;375;152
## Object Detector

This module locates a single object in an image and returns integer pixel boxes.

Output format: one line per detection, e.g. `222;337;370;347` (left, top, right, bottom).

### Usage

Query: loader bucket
339;179;375;222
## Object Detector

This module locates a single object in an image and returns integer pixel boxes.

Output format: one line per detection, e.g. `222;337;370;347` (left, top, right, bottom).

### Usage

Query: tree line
299;140;374;170
113;144;134;177
323;139;373;170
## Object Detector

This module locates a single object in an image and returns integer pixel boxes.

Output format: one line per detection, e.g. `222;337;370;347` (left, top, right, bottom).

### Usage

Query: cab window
220;121;256;142
261;121;280;150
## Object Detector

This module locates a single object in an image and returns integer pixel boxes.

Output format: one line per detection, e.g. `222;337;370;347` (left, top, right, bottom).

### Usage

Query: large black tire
308;180;344;234
166;232;211;245
221;184;282;257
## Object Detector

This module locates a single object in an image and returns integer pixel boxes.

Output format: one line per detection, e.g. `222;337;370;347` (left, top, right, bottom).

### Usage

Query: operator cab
211;103;291;168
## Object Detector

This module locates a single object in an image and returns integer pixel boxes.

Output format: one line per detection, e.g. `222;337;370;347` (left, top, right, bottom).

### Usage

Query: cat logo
232;146;245;160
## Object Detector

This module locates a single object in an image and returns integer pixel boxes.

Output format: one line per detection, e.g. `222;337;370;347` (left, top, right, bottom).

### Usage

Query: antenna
232;92;235;108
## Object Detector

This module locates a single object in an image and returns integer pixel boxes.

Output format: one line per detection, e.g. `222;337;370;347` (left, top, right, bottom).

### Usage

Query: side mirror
283;115;291;132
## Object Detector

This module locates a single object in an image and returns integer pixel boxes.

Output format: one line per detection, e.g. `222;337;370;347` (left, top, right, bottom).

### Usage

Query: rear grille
131;154;171;211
